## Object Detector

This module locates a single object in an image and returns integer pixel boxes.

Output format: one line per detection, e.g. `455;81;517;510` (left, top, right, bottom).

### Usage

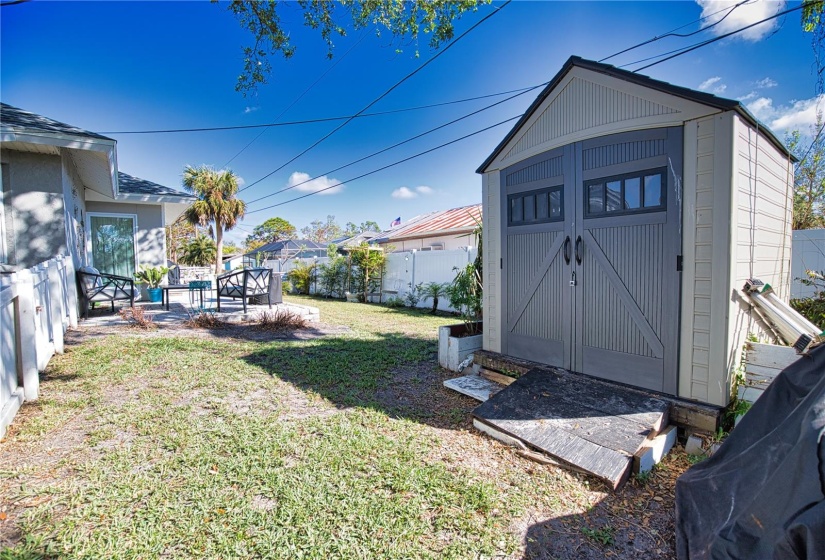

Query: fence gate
501;128;682;394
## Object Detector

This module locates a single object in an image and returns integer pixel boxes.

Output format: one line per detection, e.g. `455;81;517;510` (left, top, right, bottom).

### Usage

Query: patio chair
77;266;135;319
216;268;273;313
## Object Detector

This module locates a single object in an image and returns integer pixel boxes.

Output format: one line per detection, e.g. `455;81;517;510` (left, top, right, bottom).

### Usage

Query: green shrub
287;261;315;295
790;297;825;330
384;296;405;308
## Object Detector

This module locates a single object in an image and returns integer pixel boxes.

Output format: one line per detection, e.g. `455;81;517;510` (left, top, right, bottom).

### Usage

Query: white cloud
696;0;786;41
698;76;721;91
415;185;434;195
745;94;825;132
738;91;758;102
756;77;778;89
236;176;245;188
287;171;343;196
698;76;727;94
392;186;417;199
244;106;259;114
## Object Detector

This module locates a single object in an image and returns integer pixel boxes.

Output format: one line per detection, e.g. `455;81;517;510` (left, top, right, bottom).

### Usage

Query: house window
584;168;666;218
87;213;138;277
508;185;564;226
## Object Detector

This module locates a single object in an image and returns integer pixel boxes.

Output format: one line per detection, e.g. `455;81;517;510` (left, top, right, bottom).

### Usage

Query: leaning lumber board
745;342;799;371
479;368;517;386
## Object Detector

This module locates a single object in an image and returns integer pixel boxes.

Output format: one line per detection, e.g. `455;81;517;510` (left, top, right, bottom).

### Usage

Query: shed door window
584;168;666;218
508;185;563;226
89;215;136;277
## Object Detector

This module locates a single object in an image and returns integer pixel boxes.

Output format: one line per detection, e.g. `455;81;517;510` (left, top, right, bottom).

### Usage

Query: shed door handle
575;235;583;264
563;236;571;265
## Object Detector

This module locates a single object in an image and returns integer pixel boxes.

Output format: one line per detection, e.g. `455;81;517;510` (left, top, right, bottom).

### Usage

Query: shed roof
118;172;195;200
0;102;114;142
477;56;794;174
374;204;481;243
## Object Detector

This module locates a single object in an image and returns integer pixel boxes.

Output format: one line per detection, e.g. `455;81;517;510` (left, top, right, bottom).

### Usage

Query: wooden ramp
472;367;670;489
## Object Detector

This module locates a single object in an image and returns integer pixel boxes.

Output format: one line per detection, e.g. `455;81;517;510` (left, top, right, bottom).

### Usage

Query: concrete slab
443;375;502;402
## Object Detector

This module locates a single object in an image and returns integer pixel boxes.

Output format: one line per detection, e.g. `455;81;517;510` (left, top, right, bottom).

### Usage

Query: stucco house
1;102;194;279
477;57;794;409
374;203;482;252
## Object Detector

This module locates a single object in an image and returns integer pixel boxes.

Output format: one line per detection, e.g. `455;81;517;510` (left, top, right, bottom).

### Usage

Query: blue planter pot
147;287;163;303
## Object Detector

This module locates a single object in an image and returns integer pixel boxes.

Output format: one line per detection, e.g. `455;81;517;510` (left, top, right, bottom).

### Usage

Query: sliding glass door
89;214;137;277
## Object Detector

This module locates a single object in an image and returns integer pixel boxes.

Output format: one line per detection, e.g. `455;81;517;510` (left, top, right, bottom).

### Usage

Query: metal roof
477;56;794;174
375;204;482;242
118;172;194;199
0;102;114;142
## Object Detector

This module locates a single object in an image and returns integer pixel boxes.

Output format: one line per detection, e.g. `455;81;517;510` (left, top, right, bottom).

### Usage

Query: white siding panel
679;114;735;406
487;67;719;172
725;115;793;382
483;172;502;353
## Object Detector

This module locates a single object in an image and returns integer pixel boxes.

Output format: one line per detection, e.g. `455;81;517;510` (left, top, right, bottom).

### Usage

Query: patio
80;288;320;327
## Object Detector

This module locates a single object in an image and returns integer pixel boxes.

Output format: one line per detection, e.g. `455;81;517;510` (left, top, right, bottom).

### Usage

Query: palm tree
423;282;448;315
182;165;246;274
180;234;217;266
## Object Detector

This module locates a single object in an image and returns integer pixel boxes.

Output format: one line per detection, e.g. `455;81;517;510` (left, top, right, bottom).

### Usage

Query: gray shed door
501;128;682;394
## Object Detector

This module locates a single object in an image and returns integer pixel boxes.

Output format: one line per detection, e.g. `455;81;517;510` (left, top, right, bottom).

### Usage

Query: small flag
390;217;401;227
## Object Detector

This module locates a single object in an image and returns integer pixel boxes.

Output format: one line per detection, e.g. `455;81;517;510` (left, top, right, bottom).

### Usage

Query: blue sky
1;0;819;246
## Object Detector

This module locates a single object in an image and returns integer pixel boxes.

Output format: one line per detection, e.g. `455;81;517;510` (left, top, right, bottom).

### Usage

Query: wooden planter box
438;322;483;371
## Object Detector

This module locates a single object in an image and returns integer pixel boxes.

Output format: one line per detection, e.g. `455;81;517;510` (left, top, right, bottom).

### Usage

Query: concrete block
685;434;705;456
634;425;677;473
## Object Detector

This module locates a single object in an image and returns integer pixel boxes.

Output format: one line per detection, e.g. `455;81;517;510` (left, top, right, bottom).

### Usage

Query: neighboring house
331;230;381;248
0;103;194;277
477;56;794;408
222;253;244;271
374;204;482;252
243;239;328;267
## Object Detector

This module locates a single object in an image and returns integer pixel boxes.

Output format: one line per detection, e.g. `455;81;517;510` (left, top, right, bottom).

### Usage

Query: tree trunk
215;224;224;275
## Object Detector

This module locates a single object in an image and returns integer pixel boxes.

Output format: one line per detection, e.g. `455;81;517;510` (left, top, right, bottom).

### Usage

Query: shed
477;57;794;408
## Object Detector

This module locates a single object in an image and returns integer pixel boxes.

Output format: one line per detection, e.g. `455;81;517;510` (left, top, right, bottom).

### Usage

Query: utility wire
629;2;815;72
247;115;520;214
256;3;816;212
221;31;368;168
794;120;825;170
95;84;539;135
238;0;512;193
600;0;753;63
245;82;546;206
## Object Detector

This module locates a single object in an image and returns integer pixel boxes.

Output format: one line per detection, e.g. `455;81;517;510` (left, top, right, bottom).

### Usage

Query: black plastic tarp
675;344;825;559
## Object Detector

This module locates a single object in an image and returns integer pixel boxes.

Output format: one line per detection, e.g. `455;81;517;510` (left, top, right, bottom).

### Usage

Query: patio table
162;283;209;310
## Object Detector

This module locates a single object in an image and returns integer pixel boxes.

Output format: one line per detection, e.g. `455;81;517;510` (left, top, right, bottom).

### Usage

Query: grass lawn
0;296;688;559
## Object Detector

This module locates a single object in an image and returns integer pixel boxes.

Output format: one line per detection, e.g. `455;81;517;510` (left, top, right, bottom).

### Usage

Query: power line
247;115;520;214
600;0;754;63
238;0;512;193
221;31;368;168
95;84;539;135
245;82;546;206
629;2;814;72
795;120;825;170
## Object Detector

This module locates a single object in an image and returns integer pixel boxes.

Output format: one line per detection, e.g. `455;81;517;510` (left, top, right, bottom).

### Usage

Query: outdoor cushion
78;266;103;290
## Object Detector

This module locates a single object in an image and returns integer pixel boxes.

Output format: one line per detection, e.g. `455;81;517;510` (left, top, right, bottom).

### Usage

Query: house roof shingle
117;172;194;199
477;56;794;173
0;102;114;142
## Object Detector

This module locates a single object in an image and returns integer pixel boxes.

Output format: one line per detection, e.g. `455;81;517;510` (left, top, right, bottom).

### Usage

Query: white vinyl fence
265;248;477;312
791;229;825;299
0;255;78;438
